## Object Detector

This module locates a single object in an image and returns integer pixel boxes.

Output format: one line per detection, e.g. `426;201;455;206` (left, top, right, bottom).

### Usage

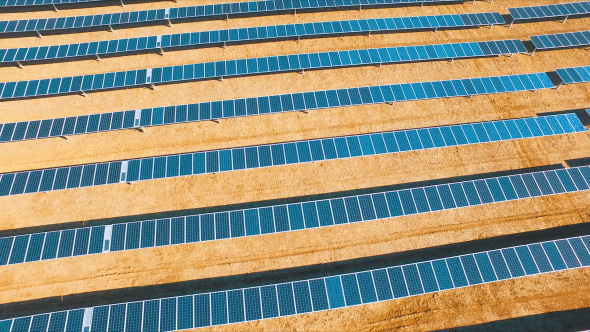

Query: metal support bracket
556;82;563;90
16;61;23;69
35;30;43;38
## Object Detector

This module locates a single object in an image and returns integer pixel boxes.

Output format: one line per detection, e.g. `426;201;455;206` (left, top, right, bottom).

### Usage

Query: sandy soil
0;0;589;329
1;189;589;305
0;131;588;230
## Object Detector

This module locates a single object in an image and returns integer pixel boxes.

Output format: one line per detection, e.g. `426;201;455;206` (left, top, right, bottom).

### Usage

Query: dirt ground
1;0;590;329
1;189;589;305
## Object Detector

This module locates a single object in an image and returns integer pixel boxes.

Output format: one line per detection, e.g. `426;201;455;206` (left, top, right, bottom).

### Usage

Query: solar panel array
508;1;590;21
0;0;472;34
0;13;504;65
530;31;590;51
0;39;526;101
556;65;590;84
2;163;589;266
0;112;579;197
0;0;108;6
0;71;555;143
1;235;589;332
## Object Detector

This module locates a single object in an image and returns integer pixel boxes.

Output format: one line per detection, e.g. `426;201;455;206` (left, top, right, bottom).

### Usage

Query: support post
297;36;300;42
136;127;145;132
509;19;514;28
108;24;114;32
159;48;165;55
300;69;305;74
81;91;87;97
530;48;536;56
223;42;227;49
167;19;172;27
120;0;124;6
219;76;224;82
556;82;563;90
150;83;156;90
489;23;493;29
226;14;229;22
16;61;23;69
96;55;101;61
563;15;568;23
52;4;58;11
35;30;43;38
294;9;297;15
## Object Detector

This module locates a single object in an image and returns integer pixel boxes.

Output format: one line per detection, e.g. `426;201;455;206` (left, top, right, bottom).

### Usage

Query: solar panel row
0;39;526;101
0;71;554;143
0;0;470;34
2;235;589;332
0;111;576;197
1;161;589;267
556;65;590;84
508;1;590;21
530;30;590;51
0;0;106;6
0;13;504;65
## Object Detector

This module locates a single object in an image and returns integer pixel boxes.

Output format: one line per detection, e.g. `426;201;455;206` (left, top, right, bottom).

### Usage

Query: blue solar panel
530;30;590;51
509;1;590;22
556;65;590;84
0;13;504;65
0;39;523;101
0;0;479;33
0;113;581;198
0;71;553;142
4;234;589;331
2;163;590;266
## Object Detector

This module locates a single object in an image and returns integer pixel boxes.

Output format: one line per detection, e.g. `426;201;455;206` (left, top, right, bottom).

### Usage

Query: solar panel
530;30;590;53
1;159;589;266
0;0;153;7
508;1;590;25
0;39;527;101
0;113;583;197
0;0;476;34
1;234;589;331
0;13;505;65
555;65;590;85
0;71;557;142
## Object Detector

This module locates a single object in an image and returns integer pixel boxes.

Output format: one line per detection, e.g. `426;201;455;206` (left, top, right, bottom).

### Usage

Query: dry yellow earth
1;0;590;330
